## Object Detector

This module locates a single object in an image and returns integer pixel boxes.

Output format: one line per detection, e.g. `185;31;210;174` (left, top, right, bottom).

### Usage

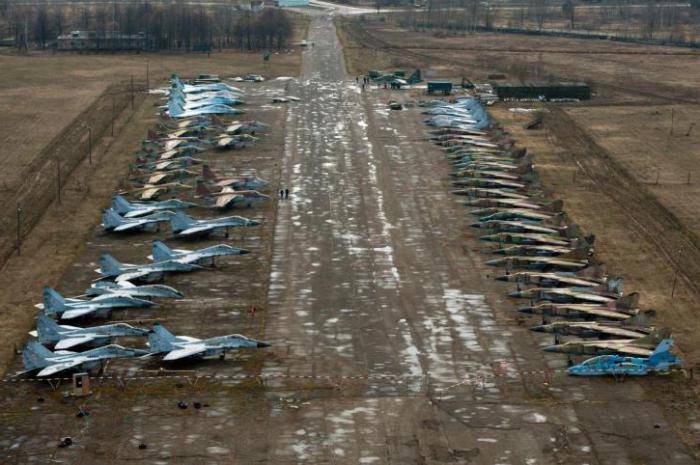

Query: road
259;13;698;465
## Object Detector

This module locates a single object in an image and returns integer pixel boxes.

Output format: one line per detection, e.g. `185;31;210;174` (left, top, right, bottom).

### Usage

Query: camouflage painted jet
137;169;198;186
85;280;184;299
479;232;572;247
169;212;261;238
202;165;269;191
496;271;619;291
486;256;588;271
120;182;193;201
21;340;148;377
111;195;197;219
149;240;249;266
147;323;269;361
452;178;527;190
472;220;563;235
96;252;202;282
519;301;650;321
508;287;631;304
542;328;670;356
31;314;149;350
38;286;153;320
529;321;652;340
568;339;682;376
472;209;558;223
492;244;585;257
195;181;270;209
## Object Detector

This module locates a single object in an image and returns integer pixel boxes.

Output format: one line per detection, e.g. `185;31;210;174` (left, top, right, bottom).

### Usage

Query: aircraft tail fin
202;164;218;182
42;287;66;315
606;277;624;294
626;309;656;326
170;212;194;233
22;340;53;371
152;240;174;262
102;208;124;229
561;246;590;261
543;199;564;213
111;195;132;215
408;69;422;84
615;292;640;310
649;339;676;365
99;252;123;276
168;99;183;117
148;323;177;353
195;178;212;198
36;315;62;342
635;327;671;347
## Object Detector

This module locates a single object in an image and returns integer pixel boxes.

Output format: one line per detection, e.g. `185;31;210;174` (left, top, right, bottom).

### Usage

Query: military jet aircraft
519;303;651;322
39;286;153;320
31;315;149;349
511;288;636;306
137;169;198;186
171;74;240;94
97;252;201;282
167;100;244;118
492;244;585;257
147;323;269;361
21;340;148;377
486;256;588;272
542;328;670;356
111;195;197;218
195;181;270;209
85;280;184;299
496;271;619;291
452;178;527;190
202;165;269;190
101;208;174;233
479;232;572;247
529;321;652;340
568;339;682;376
149;240;249;266
169;212;261;238
473;209;558;223
472;220;563;236
121;182;193;201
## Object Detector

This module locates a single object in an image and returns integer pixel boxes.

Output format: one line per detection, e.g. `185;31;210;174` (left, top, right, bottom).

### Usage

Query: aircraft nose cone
239;249;251;255
469;223;481;228
247;219;262;226
508;290;524;298
257;341;271;348
528;325;546;333
494;275;508;282
542;345;560;353
484;259;500;267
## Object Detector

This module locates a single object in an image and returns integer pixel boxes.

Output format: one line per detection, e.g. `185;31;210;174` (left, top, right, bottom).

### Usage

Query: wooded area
0;1;294;51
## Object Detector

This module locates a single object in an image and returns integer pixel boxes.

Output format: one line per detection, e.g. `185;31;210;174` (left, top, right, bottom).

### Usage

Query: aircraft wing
113;221;149;232
140;188;162;200
61;306;103;320
114;269;159;282
163;343;208;361
589;341;652;356
176;225;216;236
37;359;85;377
55;335;99;350
215;193;240;209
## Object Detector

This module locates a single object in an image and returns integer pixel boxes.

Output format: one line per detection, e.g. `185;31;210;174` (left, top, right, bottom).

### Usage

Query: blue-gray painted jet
21;340;148;377
102;208;174;233
97;252;201;282
169;212;260;238
85;280;184;299
147;323;269;361
112;195;198;218
39;286;153;320
149;240;249;266
31;314;149;349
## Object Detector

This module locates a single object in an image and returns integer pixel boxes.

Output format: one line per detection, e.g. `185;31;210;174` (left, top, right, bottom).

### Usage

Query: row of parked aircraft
20;75;273;378
421;97;683;377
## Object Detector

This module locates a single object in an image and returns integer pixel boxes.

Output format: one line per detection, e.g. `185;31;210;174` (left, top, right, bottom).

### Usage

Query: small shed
427;81;452;95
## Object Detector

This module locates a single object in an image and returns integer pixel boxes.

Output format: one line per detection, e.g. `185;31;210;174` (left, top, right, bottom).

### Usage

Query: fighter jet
519;303;650;322
195;181;270;209
121;182;192;201
39;286;154;320
202;165;269;190
137;169;198;186
96;252;201;282
31;315;149;349
511;288;637;306
496;271;619;291
169;212;260;238
101;208;174;233
568;339;682;376
485;256;588;271
542;328;671;356
171;74;240;94
167;100;244;119
492;244;585;257
149;240;249;266
111;195;198;218
529;321;652;340
473;220;563;236
147;323;269;361
21;340;148;377
85;280;184;299
479;233;572;247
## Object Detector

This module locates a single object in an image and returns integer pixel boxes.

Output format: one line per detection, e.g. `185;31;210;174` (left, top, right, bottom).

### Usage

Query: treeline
0;1;294;51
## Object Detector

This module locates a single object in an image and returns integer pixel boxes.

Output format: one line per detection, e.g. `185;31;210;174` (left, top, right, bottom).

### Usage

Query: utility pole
146;62;150;92
16;203;22;255
56;159;62;204
111;97;115;136
130;75;134;109
87;126;92;164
